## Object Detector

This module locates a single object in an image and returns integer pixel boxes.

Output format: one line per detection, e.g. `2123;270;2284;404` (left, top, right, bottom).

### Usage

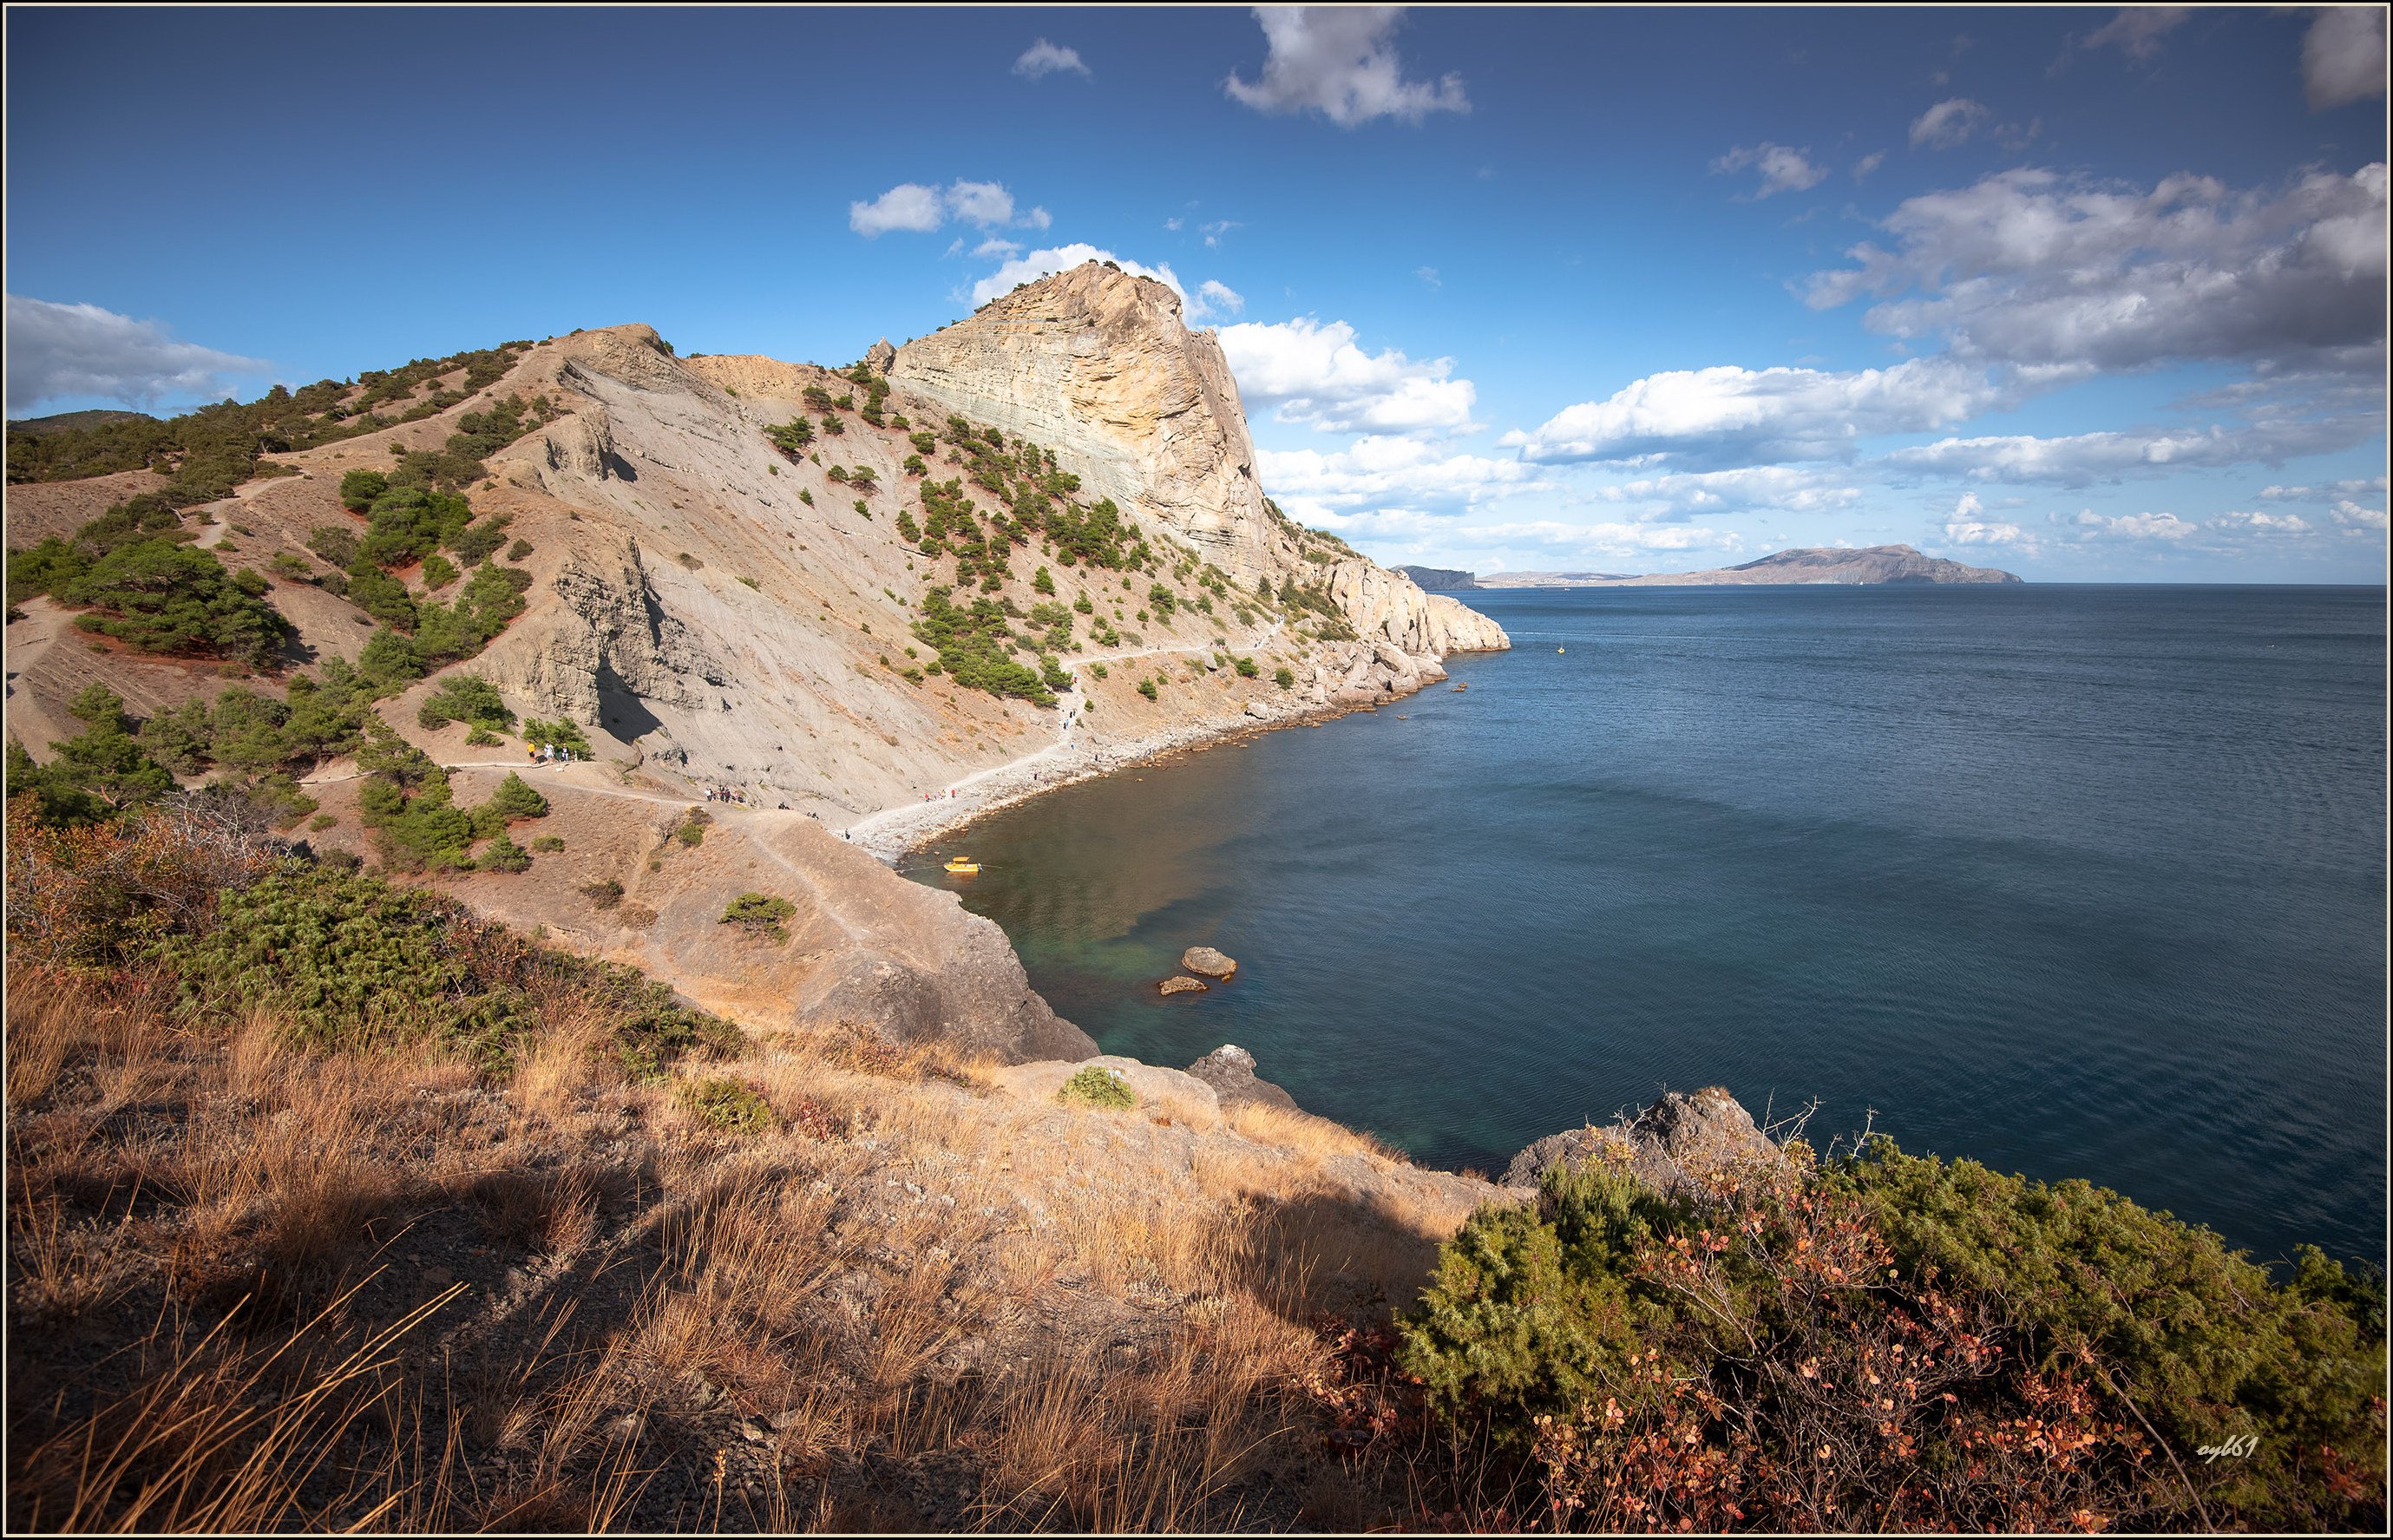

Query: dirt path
3;598;76;751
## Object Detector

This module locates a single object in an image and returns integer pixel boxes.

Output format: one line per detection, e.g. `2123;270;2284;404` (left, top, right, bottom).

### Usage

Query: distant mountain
1396;565;1478;591
7;409;154;437
1480;546;2021;587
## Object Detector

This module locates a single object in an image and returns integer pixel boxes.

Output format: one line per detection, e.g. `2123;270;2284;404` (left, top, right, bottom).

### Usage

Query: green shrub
720;891;797;942
417;672;515;732
417;553;459;590
1274;666;1295;691
3;685;175;827
485;771;549;821
1057;1065;1135;1111
55;540;289;667
676;1076;775;1135
338;469;388;512
167;865;528;1066
505;538;533;561
1234;655;1259;678
672;807;710;848
1137;678;1158;701
1398;1135;2387;1533
580;878;625;909
530;835;564;853
522;717;592;757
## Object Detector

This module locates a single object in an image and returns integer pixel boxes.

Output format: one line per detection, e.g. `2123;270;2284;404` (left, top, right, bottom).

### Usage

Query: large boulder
1158;975;1208;996
1505;1086;1781;1195
1181;946;1237;979
1185;1044;1298;1111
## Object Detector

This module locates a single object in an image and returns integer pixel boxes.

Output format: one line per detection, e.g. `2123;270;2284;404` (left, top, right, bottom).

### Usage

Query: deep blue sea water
900;586;2388;1267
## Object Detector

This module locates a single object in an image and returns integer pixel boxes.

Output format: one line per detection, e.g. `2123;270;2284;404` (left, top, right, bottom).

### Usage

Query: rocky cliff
892;263;1509;657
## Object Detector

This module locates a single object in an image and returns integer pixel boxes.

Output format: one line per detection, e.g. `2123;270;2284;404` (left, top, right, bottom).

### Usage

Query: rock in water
1185;1044;1298;1111
1158;975;1208;996
1505;1086;1781;1194
1181;946;1237;979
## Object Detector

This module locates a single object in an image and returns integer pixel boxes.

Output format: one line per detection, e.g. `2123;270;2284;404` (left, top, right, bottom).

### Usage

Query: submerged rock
1185;1044;1298;1111
1158;975;1208;996
1505;1085;1782;1195
1182;946;1237;979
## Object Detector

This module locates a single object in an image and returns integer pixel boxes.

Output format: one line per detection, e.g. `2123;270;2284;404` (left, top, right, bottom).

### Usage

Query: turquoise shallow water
900;586;2388;1267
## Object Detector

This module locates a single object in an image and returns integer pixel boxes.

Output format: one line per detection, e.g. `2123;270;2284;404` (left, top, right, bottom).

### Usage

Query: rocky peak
890;261;1507;659
864;337;896;373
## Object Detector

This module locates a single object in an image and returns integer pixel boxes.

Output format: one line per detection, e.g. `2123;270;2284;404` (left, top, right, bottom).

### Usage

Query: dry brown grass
7;967;1492;1531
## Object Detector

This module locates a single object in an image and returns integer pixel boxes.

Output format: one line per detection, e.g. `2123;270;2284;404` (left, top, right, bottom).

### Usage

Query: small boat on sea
943;857;980;875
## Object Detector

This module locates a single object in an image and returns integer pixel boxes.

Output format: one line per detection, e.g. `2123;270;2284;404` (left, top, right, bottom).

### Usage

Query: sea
899;585;2388;1268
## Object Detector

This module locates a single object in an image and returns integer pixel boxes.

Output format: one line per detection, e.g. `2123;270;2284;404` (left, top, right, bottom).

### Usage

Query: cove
899;585;2388;1268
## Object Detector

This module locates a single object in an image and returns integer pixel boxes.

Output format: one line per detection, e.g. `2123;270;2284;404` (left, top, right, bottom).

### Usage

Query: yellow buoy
1557;646;1566;654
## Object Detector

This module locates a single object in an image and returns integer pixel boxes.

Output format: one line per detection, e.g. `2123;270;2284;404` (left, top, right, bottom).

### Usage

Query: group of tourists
702;783;750;805
527;743;579;764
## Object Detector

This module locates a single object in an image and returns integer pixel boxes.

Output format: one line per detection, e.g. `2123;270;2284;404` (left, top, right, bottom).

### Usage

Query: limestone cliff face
892;262;1509;660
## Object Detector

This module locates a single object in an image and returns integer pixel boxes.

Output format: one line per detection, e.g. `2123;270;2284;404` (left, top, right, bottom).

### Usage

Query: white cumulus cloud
850;180;1050;238
2304;7;2387;110
1504;357;2029;468
1013;39;1090;79
2257;475;2389;501
1942;490;2033;549
5;295;268;413
1258;436;1549;525
1852;150;1887;180
2330;498;2390;531
1583;465;1864;521
849;182;947;237
1711;142;1827;198
1216;316;1478;435
1806;162;2390;373
1910;97;1992;148
970;246;1185;307
1188;279;1246;321
1224;6;1468;127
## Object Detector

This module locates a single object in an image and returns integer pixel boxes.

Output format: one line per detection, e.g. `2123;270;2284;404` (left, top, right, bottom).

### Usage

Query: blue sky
7;5;2385;580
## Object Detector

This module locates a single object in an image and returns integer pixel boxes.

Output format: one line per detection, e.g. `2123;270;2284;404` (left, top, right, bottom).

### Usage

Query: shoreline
845;672;1454;862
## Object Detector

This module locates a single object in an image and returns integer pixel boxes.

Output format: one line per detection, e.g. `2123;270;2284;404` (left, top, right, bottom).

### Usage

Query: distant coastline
1478;543;2022;587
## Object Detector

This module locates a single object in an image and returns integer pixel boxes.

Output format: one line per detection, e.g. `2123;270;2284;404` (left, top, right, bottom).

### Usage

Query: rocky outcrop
1185;1045;1299;1111
891;262;1509;662
495;541;732;724
863;338;895;373
1505;1086;1784;1196
1181;946;1237;979
1158;975;1207;996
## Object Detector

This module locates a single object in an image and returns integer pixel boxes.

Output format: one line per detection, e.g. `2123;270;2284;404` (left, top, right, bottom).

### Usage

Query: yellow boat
943;857;980;875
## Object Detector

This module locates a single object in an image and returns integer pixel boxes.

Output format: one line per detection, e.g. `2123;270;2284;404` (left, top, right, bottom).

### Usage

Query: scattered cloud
1805;162;2390;373
2206;508;2314;535
1257;435;1551;525
2082;7;2189;62
1216;316;1478;435
971;237;1022;259
2257;475;2389;501
1852;150;1887;181
849;182;947;237
1880;416;2381;486
1503;357;2033;468
1583;465;1864;521
850;180;1051;238
1188;279;1246;320
1224;5;1468;127
1164;216;1185;232
2069;509;2200;541
1943;491;2035;549
1013;38;1090;79
970;246;1185;306
1200;220;1242;248
1909;97;1991;148
1711;142;1828;199
946;180;1019;228
1414;265;1441;288
2330;499;2390;531
2304;7;2387;110
4;295;268;413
